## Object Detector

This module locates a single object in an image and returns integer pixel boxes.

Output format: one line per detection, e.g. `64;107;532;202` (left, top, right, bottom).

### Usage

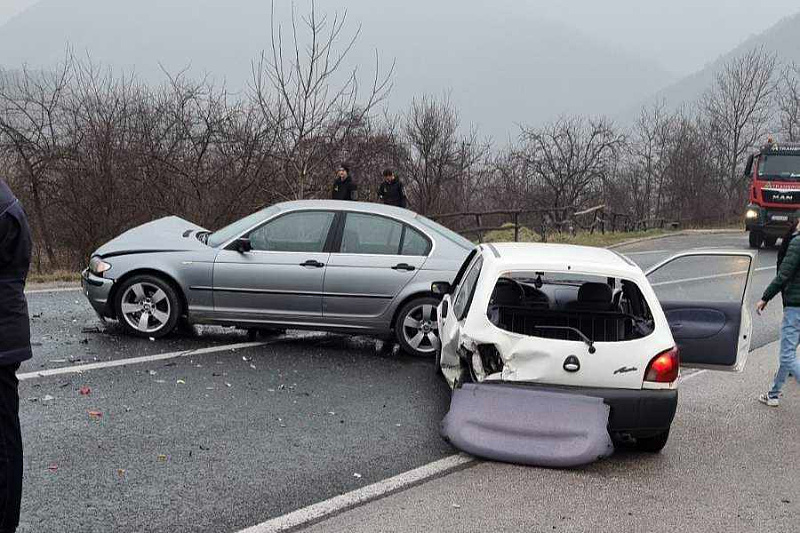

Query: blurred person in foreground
756;212;800;407
0;179;32;533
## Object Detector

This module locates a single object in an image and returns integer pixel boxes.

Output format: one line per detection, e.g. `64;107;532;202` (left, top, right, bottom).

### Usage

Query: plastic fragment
117;469;126;477
48;464;58;473
79;387;91;396
88;410;103;420
225;382;232;388
353;473;362;479
176;379;186;385
42;395;54;402
249;364;257;370
148;370;157;376
157;454;167;462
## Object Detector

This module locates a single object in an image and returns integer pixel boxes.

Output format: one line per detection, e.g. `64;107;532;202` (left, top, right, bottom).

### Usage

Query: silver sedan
81;200;472;357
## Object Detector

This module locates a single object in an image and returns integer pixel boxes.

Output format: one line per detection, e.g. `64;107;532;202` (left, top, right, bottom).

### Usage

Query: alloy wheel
402;303;440;354
120;282;172;334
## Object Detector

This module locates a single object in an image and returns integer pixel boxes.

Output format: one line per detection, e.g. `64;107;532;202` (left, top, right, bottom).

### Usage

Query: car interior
487;272;655;342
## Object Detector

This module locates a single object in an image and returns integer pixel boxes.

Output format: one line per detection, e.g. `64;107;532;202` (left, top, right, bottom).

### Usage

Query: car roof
276;200;419;223
480;242;643;278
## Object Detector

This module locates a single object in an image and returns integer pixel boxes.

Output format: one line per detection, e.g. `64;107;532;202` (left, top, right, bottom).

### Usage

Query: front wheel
748;231;763;249
764;236;777;247
395;297;441;358
114;274;182;339
635;429;670;453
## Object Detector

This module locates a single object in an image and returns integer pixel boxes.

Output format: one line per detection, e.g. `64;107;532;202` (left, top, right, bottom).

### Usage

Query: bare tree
251;0;393;199
700;46;776;213
0;58;73;266
516;116;624;211
401;95;488;215
778;63;800;142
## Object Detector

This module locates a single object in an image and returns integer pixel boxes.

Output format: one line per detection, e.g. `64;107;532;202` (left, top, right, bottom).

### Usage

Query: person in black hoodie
377;168;407;208
331;163;358;201
0;179;31;533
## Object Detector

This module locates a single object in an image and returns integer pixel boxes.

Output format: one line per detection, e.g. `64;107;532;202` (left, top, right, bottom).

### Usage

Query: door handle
391;263;416;271
300;259;325;268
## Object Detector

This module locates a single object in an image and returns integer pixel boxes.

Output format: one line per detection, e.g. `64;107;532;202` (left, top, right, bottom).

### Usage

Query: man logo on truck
745;139;800;249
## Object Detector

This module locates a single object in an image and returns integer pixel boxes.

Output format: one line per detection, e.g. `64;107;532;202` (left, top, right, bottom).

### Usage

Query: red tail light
644;347;680;383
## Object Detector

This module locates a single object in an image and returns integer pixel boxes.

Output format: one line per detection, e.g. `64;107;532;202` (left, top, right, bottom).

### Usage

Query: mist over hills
0;0;675;140
629;11;800;119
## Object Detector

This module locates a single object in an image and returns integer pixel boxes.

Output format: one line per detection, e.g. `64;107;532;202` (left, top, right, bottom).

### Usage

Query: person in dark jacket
377;169;407;208
0;179;32;533
756;212;800;407
331;163;358;201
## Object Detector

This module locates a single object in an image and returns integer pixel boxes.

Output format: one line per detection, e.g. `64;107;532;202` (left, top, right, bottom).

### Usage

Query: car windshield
206;205;280;247
415;215;474;249
758;154;800;180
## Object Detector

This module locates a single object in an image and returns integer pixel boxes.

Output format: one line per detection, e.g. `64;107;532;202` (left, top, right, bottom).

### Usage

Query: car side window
401;226;431;256
453;256;483;320
341;213;403;255
248;211;335;252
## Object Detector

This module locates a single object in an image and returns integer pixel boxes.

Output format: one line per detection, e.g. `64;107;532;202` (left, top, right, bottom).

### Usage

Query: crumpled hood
94;216;209;257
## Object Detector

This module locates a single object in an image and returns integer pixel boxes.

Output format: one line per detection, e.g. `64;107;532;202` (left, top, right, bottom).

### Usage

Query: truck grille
763;188;800;204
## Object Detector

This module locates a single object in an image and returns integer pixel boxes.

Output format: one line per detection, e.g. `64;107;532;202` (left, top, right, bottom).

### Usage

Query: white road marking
18;341;268;381
236;454;475;533
679;369;709;383
25;286;81;295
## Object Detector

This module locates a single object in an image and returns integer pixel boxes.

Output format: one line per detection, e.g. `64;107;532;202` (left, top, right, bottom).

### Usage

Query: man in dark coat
0;179;32;533
377;168;407;208
331;163;358;201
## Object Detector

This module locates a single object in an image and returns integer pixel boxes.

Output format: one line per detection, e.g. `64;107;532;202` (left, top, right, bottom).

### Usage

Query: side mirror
431;281;452;295
234;237;252;253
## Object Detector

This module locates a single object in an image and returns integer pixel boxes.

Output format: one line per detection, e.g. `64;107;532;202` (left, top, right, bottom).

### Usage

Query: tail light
644;347;679;383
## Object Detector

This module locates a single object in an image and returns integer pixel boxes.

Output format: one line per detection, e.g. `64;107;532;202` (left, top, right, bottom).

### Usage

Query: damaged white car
433;243;755;467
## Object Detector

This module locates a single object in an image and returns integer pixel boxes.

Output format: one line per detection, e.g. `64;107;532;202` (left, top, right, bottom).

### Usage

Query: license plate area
771;215;789;222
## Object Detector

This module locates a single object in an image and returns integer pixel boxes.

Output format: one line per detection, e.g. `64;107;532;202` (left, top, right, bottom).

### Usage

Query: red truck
744;140;800;248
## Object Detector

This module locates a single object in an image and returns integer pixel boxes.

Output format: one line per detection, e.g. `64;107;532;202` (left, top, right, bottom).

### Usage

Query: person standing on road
0;179;32;533
756;213;800;407
377;169;407;208
331;163;358;201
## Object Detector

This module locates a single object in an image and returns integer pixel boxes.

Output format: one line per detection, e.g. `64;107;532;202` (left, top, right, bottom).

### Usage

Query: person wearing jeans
757;215;800;407
0;179;32;533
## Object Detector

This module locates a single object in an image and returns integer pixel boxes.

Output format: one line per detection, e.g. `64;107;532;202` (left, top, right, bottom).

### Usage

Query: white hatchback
433;243;755;462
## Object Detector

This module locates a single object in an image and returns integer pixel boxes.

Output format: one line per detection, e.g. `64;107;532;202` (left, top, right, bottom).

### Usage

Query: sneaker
758;393;780;407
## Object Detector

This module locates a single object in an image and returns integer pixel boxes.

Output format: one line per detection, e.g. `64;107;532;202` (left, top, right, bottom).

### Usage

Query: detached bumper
81;269;114;318
441;383;615;467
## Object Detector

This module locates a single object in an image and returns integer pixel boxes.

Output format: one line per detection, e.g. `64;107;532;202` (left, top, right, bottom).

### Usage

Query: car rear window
486;271;654;342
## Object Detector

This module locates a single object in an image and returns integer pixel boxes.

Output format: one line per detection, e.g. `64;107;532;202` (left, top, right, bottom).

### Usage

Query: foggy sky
2;0;798;76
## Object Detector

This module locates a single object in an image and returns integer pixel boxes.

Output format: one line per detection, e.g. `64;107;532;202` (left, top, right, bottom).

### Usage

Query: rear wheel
764;236;777;247
748;231;763;249
635;429;670;453
395;297;441;358
114;274;181;339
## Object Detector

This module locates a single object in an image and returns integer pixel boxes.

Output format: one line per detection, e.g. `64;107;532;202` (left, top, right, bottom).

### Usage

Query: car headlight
745;209;759;220
89;256;112;276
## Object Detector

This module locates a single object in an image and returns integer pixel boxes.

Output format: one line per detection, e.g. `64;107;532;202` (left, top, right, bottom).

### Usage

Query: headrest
577;282;612;304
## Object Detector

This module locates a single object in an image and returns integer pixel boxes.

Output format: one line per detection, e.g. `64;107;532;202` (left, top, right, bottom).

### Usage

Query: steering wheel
493;277;526;304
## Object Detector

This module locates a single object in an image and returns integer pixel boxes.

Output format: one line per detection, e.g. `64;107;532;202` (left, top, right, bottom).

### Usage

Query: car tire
764;236;777;247
395;296;441;358
748;231;763;249
114;274;182;339
635;429;670;453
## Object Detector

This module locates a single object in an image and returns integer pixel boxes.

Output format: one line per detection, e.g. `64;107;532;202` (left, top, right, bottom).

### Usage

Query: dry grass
482;224;670;248
27;269;81;284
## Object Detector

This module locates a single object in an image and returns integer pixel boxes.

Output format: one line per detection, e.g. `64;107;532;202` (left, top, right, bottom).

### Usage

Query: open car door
645;250;756;372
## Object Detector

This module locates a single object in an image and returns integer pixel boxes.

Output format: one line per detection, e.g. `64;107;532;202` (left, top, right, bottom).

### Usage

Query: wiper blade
533;325;596;354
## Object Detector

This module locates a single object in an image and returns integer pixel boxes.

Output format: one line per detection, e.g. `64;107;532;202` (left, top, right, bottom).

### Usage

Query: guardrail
431;205;677;242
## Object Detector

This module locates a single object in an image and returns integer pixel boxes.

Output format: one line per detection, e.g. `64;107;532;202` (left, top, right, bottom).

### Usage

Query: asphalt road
15;231;789;532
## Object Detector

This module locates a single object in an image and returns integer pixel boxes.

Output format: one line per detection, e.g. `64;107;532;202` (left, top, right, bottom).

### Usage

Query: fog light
745;209;759;220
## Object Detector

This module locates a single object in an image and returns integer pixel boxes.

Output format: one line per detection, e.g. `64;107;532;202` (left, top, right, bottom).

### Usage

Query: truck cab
745;140;800;248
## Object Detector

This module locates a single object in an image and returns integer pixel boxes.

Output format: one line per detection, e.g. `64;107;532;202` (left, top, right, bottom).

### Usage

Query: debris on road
41;394;54;402
88;410;103;420
148;370;157;376
353;473;362;479
117;469;126;477
157;454;167;462
225;382;232;388
47;464;58;473
452;504;461;509
177;379;186;385
79;386;91;396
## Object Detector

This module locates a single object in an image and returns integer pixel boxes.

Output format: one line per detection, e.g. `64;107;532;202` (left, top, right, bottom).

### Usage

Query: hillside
0;0;674;139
